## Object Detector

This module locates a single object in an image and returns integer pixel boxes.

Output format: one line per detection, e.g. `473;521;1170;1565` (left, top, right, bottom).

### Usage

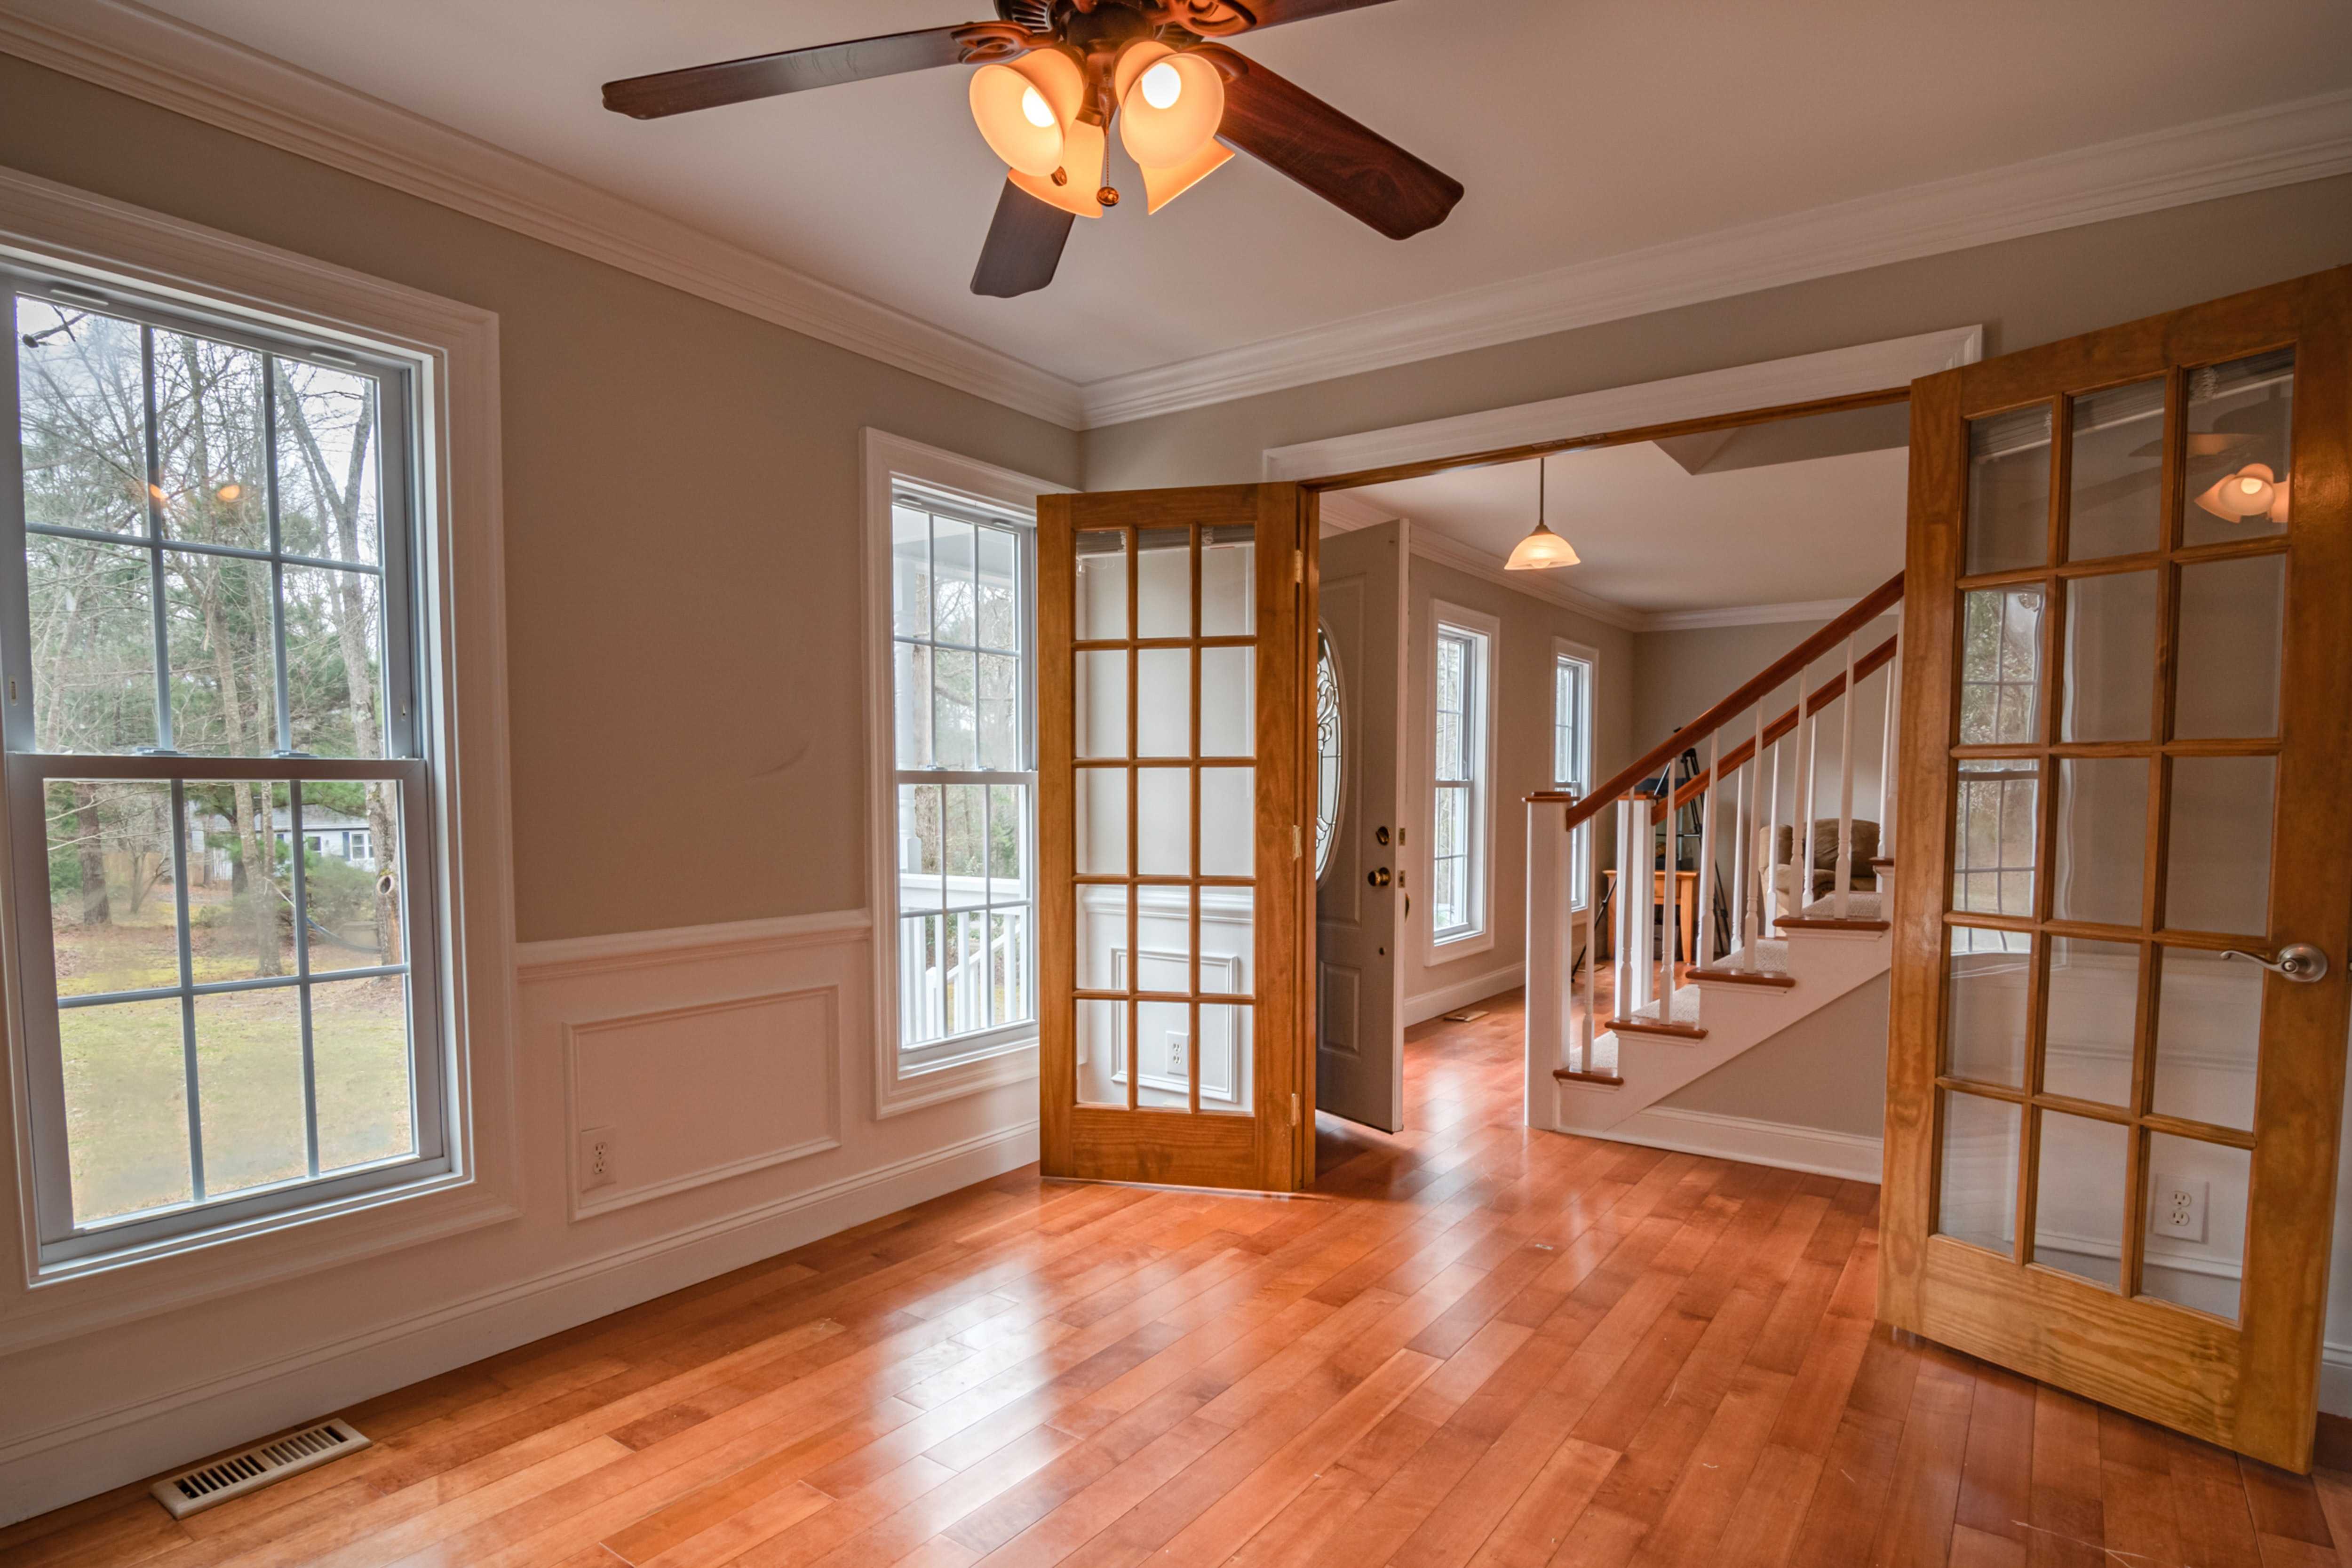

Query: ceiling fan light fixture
2193;461;2288;522
970;48;1083;176
1114;41;1226;169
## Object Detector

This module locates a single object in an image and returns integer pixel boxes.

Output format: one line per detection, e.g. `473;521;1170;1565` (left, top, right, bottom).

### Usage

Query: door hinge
1290;1092;1300;1126
1292;549;1303;584
1292;823;1302;860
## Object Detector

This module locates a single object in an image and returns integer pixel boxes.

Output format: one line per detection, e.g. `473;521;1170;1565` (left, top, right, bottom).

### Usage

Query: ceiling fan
601;0;1464;298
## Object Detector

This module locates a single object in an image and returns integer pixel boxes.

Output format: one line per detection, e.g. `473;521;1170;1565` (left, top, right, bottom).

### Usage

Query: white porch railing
1525;572;1905;1118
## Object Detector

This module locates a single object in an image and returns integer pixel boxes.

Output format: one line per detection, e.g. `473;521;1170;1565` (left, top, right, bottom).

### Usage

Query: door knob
1368;867;1391;888
2222;943;2329;983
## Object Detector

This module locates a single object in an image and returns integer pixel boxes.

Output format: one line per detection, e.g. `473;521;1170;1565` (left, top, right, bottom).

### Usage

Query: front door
1037;484;1317;1191
1315;518;1408;1131
1883;266;2352;1470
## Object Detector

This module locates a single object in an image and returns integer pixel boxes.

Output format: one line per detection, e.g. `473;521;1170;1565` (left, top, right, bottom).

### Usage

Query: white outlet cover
578;1125;617;1192
1166;1031;1189;1077
2152;1174;2208;1242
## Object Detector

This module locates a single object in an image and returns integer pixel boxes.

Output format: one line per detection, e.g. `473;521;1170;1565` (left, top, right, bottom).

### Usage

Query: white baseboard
1572;1105;1884;1184
1405;963;1526;1027
0;1121;1036;1526
2323;1342;2352;1418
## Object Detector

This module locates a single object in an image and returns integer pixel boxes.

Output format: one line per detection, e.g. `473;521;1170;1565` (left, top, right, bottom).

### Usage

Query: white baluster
1764;729;1783;931
1581;818;1599;1070
1613;798;1631;1021
1697;732;1719;970
1794;663;1815;922
1881;603;1903;864
1660;773;1679;1006
1835;635;1858;919
1630;794;1653;1014
1728;742;1747;968
1524;796;1571;1118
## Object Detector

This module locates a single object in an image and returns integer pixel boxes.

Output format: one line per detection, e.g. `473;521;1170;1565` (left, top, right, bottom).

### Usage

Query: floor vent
149;1418;370;1519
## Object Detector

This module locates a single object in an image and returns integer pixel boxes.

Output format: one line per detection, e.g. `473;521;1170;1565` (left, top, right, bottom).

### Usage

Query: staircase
1523;572;1904;1157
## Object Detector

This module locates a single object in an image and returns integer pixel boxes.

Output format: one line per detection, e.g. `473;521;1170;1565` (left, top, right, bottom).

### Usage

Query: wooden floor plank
11;989;2339;1568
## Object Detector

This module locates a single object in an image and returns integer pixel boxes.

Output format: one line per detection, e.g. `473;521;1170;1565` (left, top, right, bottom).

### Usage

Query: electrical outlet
1166;1031;1189;1078
2152;1175;2207;1242
579;1126;617;1193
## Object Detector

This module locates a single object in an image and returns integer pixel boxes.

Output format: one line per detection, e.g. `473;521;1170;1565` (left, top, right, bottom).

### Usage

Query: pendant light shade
1504;458;1581;570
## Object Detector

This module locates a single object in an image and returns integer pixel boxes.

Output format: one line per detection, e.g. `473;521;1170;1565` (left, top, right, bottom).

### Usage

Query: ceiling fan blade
1196;45;1462;240
603;26;979;119
972;182;1077;298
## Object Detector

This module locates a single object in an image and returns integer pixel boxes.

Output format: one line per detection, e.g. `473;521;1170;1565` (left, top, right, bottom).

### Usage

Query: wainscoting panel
565;987;844;1220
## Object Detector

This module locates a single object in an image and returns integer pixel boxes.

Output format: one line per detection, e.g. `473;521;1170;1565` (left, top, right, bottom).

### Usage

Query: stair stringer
1552;925;1892;1136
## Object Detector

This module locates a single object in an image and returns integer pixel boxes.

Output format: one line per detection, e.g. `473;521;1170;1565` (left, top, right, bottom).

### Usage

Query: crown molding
0;0;1089;428
8;2;2347;436
1084;86;2352;428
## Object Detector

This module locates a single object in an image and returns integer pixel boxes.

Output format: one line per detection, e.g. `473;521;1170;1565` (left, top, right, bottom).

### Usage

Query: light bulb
1140;61;1182;111
1020;86;1054;129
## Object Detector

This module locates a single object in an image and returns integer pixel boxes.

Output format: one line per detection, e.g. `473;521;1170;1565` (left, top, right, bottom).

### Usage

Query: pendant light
1505;456;1581;571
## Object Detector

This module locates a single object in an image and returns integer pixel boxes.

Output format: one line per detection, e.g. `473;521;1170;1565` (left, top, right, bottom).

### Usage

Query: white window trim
0;165;517;1351
1425;600;1499;965
861;431;1068;1119
1552;637;1598;910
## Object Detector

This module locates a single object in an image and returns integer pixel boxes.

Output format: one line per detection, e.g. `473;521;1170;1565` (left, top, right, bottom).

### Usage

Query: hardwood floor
11;990;2351;1568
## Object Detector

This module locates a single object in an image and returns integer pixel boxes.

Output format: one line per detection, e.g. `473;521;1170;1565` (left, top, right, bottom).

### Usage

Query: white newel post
1523;796;1572;1126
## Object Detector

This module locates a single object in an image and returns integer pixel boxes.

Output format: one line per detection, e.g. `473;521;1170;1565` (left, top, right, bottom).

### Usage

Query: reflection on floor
14;987;2351;1568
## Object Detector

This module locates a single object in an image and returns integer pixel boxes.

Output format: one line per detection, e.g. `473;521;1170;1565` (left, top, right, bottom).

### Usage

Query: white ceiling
105;0;2352;395
1337;408;1910;616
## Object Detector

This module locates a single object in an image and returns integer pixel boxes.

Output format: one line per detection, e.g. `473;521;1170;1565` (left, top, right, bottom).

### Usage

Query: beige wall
0;53;1081;946
1084;174;2352;492
1401;557;1634;1015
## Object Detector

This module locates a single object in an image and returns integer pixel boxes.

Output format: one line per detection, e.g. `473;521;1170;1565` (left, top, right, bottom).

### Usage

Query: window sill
1;1167;515;1356
875;1035;1039;1119
1426;927;1497;968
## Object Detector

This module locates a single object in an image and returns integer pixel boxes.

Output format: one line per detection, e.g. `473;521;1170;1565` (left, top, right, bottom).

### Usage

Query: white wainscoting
0;911;1039;1527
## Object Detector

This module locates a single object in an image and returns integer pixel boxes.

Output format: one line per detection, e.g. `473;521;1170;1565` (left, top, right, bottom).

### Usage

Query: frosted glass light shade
970;50;1084;177
1115;42;1225;169
1505;523;1580;570
1140;139;1234;213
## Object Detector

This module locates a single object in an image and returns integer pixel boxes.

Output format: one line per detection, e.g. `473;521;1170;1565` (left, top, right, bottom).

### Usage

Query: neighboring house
183;806;373;887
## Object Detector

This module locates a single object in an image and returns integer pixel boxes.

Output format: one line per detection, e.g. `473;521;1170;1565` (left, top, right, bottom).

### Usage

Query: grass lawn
52;890;414;1226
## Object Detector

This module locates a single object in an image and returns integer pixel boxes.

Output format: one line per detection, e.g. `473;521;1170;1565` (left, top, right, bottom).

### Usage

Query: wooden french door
1037;483;1317;1191
1883;266;2352;1470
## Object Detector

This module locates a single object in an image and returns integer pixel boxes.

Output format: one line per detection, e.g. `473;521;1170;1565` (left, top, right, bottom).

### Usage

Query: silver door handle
2222;943;2329;983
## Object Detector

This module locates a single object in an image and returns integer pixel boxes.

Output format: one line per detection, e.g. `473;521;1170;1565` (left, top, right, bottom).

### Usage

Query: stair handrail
1558;569;1905;833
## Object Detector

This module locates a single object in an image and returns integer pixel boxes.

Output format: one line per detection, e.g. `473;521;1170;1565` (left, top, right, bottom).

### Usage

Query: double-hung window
3;271;443;1267
1553;642;1596;907
1429;604;1496;953
888;489;1037;1071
